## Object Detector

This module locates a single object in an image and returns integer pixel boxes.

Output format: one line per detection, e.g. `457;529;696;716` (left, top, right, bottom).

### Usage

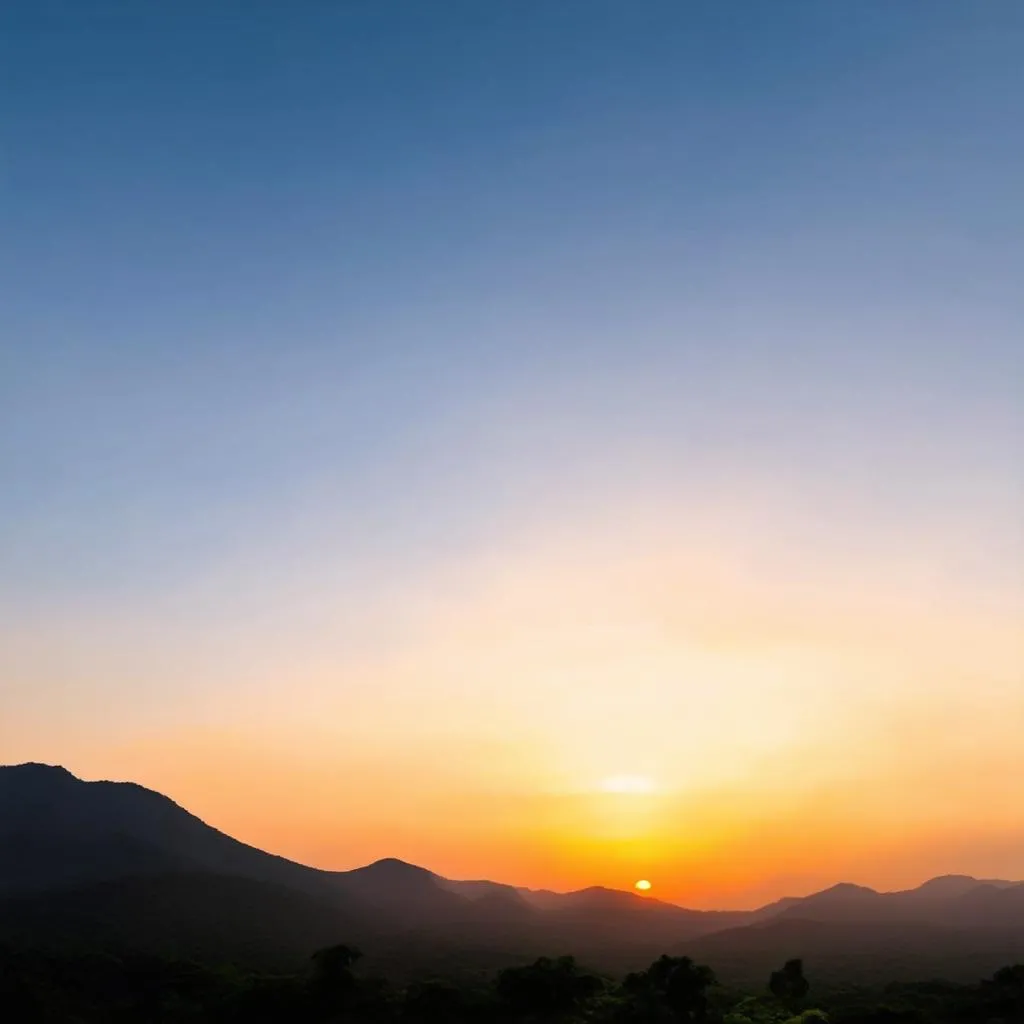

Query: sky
1;1;1022;909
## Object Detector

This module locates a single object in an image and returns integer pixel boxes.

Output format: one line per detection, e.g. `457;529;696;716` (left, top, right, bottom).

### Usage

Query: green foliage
722;995;790;1024
784;1009;829;1024
0;941;1019;1024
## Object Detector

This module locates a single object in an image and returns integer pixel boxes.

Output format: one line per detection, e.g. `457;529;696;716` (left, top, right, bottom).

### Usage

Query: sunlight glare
601;775;655;794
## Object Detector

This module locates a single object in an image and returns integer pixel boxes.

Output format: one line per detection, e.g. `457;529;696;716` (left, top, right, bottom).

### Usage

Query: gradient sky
1;1;1022;909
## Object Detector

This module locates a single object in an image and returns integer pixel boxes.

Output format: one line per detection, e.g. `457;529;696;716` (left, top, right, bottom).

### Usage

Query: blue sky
3;1;1021;598
1;2;1022;896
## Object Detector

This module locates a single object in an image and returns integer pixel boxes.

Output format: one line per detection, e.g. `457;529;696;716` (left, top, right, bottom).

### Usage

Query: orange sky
5;502;1021;909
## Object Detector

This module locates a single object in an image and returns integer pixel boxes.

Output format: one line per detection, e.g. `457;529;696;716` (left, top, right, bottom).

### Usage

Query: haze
1;2;1021;909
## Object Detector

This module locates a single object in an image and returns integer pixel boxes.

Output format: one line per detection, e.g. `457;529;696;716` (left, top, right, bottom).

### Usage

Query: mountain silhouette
2;763;1022;979
766;877;1024;928
904;874;1021;898
0;762;349;900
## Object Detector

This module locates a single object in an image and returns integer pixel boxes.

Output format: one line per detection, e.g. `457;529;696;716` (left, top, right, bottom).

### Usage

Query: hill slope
0;763;343;900
2;763;1022;981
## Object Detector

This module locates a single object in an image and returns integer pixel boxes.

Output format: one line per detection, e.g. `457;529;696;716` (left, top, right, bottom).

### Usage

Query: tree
622;955;717;1023
992;963;1024;993
769;960;809;1005
309;944;363;1016
989;963;1024;1015
496;955;603;1020
404;979;472;1024
312;944;362;977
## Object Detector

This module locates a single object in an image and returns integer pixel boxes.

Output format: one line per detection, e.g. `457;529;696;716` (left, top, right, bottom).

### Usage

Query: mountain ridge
2;762;1022;978
4;763;1021;913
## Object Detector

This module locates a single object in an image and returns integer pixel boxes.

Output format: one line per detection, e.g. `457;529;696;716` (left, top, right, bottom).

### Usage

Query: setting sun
635;879;652;892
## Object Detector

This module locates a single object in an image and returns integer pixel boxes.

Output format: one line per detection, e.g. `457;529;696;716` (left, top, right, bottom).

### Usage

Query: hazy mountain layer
2;763;1021;979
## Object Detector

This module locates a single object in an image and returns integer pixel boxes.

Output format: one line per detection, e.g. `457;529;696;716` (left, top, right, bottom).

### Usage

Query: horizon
2;2;1022;911
6;760;1022;912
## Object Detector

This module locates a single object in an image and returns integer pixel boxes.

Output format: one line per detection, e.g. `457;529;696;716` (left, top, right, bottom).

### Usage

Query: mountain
0;764;741;933
0;764;731;967
0;762;344;901
337;858;465;921
767;882;886;922
902;874;1022;899
1;763;1022;981
764;877;1024;929
0;763;481;922
519;885;749;945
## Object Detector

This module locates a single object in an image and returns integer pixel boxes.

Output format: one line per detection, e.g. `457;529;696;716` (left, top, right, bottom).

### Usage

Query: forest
3;942;1022;1024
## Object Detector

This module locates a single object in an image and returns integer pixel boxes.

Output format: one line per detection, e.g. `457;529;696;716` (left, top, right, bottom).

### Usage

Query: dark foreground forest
3;943;1023;1024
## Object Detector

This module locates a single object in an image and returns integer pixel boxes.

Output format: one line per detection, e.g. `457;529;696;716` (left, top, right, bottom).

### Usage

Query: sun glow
601;775;655;794
635;879;652;891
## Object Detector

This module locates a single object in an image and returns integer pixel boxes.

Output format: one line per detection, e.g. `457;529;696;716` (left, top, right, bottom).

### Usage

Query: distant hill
765;877;1024;929
1;763;1022;981
683;917;1024;988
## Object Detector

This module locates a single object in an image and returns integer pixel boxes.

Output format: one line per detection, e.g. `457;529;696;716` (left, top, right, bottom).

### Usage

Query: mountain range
2;763;1022;984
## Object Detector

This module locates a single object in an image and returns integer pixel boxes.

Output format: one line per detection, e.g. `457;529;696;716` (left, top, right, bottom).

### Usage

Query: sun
634;879;652;892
